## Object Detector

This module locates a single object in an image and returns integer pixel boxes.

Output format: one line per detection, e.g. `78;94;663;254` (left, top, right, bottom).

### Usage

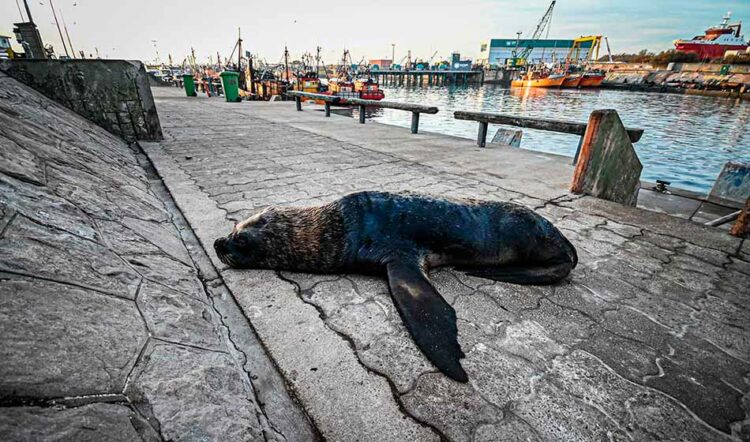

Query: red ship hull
674;42;748;59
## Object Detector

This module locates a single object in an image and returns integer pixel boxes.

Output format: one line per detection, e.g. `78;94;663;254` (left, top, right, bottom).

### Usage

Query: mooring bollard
570;109;642;206
295;96;302;111
411;111;420;134
359;104;366;124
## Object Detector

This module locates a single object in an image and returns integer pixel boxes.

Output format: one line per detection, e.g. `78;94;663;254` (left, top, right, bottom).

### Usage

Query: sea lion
214;191;577;382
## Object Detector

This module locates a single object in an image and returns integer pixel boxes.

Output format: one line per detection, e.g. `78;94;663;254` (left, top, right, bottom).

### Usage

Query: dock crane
604;37;614;62
566;35;602;64
427;50;439;68
508;0;556;66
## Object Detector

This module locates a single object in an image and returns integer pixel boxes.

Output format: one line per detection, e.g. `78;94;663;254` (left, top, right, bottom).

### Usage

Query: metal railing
286;91;438;134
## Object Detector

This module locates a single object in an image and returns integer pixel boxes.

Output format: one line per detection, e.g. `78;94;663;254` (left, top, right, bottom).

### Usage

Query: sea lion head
214;211;273;268
526;212;578;269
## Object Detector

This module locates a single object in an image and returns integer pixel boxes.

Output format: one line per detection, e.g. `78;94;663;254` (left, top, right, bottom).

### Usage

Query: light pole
391;43;395;66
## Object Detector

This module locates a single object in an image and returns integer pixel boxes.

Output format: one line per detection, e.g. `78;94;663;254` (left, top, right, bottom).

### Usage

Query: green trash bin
182;74;197;97
220;71;241;102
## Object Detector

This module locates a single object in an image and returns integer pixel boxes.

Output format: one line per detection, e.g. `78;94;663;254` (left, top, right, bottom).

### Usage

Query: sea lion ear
386;258;468;383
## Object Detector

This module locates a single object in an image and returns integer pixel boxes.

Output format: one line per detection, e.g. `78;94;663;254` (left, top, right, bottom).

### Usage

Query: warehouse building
477;38;594;67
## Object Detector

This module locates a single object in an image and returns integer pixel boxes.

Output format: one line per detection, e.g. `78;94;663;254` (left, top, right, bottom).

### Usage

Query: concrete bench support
570;109;643;206
477;121;489;147
491;128;523;147
710;161;750;206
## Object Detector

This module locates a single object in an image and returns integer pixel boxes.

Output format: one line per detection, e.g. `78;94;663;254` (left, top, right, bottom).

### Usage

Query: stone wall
0;59;162;141
0;70;313;440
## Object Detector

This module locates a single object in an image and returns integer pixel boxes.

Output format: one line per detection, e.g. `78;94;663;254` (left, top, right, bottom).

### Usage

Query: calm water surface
365;85;750;194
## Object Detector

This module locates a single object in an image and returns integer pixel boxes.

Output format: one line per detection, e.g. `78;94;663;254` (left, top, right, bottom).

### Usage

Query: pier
371;69;484;86
1;70;748;441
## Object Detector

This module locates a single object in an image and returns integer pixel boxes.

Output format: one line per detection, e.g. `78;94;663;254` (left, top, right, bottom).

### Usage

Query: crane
604;37;614;63
509;0;556;66
427;50;439;68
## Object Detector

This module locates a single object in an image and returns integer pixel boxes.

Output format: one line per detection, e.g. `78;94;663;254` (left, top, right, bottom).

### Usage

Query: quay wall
601;65;750;100
0;59;162;141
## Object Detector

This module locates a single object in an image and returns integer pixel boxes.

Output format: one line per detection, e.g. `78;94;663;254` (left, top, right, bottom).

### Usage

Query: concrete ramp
0;72;313;441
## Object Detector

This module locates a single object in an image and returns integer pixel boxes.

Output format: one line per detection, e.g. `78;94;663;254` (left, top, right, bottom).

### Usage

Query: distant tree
598;49;698;66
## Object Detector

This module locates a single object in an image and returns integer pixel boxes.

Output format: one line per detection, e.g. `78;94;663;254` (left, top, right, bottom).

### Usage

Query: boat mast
60;8;76;58
284;46;290;82
49;0;69;58
316;46;321;75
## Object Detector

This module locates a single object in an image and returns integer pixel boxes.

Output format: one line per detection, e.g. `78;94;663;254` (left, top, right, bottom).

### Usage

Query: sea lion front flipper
386;259;468;383
460;262;574;285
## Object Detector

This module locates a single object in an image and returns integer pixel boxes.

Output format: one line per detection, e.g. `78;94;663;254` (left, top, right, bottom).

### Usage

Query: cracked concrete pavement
139;87;749;441
2;71;748;441
0;73;315;440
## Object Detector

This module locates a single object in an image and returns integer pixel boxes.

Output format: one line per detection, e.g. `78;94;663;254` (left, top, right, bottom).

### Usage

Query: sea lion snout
214;237;227;253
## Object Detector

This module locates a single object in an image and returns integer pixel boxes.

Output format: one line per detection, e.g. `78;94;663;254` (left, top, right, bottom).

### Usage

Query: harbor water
365;85;750;194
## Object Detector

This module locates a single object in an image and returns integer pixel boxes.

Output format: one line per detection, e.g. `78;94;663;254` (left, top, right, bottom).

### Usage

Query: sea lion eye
233;235;250;248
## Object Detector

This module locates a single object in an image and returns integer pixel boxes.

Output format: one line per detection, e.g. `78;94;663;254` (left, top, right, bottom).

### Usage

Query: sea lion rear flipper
460;262;574;285
386;260;468;382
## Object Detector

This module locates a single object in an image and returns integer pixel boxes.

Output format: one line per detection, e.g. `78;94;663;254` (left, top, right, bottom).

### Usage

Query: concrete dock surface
1;78;748;441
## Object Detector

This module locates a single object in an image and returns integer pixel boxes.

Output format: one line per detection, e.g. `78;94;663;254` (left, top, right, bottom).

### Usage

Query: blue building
477;38;594;67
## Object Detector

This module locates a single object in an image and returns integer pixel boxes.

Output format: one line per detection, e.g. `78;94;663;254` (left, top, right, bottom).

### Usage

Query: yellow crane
566;35;602;64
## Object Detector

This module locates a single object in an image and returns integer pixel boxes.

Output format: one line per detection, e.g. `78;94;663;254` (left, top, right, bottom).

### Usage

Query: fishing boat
674;12;748;59
321;49;386;101
562;74;583;88
579;71;605;87
354;77;385;100
294;70;323;101
511;70;565;88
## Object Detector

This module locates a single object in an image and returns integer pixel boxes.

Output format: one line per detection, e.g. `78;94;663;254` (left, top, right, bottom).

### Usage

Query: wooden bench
286;91;438;134
453;110;644;149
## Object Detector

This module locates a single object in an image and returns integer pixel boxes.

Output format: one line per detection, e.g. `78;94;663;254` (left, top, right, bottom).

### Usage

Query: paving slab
145;87;750;441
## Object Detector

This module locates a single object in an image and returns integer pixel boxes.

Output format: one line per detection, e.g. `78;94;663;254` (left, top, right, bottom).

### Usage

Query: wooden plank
286;91;438;114
287;91;343;104
454;110;644;143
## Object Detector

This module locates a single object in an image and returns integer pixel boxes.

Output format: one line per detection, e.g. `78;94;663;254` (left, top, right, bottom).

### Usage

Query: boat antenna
49;0;70;58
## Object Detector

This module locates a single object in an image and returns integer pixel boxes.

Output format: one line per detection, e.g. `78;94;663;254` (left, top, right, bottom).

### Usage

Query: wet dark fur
215;191;578;382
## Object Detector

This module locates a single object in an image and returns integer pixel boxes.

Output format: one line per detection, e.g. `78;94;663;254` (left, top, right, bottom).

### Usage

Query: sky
2;0;749;65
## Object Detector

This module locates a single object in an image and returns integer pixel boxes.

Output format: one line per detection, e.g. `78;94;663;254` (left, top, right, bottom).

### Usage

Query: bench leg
477;121;488;147
411;112;420;134
325;102;331;117
295;96;302;111
359;104;366;124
